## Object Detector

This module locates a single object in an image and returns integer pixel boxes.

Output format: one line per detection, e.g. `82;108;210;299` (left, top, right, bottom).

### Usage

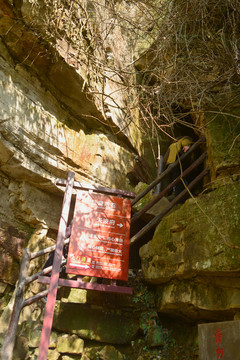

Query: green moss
140;181;240;282
53;302;139;344
133;182;155;211
206;112;240;172
0;285;14;316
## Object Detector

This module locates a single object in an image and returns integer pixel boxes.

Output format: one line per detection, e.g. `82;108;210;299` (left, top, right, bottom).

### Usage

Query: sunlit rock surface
140;181;240;319
0;0;149;288
0;43;139;191
205;111;240;181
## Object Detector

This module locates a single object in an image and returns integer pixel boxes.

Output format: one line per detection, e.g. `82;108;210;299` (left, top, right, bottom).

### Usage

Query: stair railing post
1;248;31;360
38;171;75;360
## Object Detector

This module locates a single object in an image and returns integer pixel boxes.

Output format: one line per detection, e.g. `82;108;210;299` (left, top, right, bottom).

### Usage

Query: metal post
38;171;75;360
156;155;164;194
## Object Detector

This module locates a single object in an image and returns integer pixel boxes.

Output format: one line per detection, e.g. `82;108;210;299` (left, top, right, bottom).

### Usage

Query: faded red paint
214;329;222;344
216;346;224;359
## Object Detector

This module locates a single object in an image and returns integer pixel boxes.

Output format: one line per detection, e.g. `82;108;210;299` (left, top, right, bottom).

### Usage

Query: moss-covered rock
58;286;137;310
28;326;58;349
156;278;240;321
56;334;84;355
140;181;240;319
98;345;124;360
81;345;103;360
53;302;139;344
46;349;60;360
133;182;169;220
12;335;29;360
32;348;60;360
145;322;165;348
140;181;240;283
205;111;240;180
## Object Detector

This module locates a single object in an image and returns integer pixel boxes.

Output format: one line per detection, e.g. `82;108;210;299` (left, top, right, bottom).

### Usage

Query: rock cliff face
0;0;148;287
139;106;240;320
140;182;240;320
0;1;240;359
0;1;155;358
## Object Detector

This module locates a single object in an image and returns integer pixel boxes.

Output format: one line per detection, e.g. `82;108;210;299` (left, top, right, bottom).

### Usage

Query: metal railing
130;136;208;245
1;238;68;360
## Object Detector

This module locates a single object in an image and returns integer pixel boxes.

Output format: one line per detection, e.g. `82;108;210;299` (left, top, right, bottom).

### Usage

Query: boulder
98;345;124;360
140;181;240;319
58;286;137;310
133;182;169;221
81;345;103;360
205;111;240;181
28;327;58;349
12;335;29;360
145;321;165;348
32;348;60;360
140;181;240;283
56;334;84;355
62;355;82;360
46;349;60;360
156;278;240;321
53;302;139;344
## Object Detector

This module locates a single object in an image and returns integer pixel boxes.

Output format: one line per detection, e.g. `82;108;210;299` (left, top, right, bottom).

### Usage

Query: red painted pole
38;172;75;360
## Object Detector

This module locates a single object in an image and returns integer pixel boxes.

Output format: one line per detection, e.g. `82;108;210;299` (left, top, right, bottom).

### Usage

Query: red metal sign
66;191;131;281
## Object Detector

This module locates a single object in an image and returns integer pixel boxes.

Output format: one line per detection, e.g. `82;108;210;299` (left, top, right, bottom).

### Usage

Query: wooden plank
38;171;75;360
56;179;136;199
38;276;133;295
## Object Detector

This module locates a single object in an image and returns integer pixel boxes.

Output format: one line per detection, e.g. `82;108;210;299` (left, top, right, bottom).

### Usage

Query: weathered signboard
66;191;131;281
198;320;240;360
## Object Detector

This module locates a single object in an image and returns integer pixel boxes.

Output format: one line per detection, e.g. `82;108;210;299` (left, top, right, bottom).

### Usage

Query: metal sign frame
38;172;135;360
66;191;131;281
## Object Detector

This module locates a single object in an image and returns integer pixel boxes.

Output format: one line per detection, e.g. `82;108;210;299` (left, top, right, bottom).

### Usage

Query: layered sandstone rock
0;0;150;289
140;181;240;320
